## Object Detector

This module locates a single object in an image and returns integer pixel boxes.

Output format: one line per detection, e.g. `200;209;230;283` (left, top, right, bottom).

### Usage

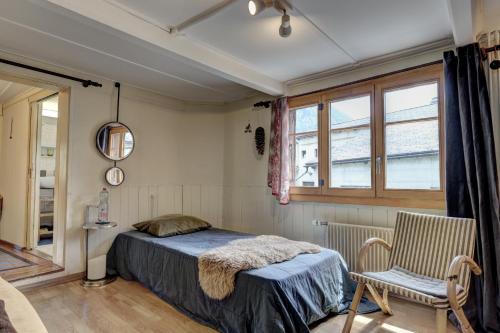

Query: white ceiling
0;0;476;102
183;0;452;81
0;0;257;102
0;79;33;105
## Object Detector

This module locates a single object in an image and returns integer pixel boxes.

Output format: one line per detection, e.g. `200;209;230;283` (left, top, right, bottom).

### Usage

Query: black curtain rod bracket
253;100;272;109
0;58;102;88
481;44;500;60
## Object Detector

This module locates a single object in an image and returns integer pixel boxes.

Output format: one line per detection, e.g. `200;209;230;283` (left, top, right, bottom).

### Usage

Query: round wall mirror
105;166;125;186
96;122;134;161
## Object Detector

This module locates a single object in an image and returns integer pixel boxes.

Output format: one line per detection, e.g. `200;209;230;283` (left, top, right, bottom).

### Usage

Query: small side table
81;221;117;287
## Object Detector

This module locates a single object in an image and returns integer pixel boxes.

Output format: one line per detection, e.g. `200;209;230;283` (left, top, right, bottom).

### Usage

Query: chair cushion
364;266;463;298
351;267;468;308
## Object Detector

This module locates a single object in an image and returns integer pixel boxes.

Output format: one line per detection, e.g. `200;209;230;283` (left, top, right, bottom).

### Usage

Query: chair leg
342;282;366;333
382;288;393;315
436;309;448;333
451;306;475;333
366;284;393;315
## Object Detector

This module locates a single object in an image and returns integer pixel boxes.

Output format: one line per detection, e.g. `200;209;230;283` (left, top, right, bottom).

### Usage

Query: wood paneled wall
222;185;444;245
88;184;223;258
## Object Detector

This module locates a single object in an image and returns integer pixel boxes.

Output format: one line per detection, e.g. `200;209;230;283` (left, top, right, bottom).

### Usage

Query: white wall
476;0;500;33
0;99;30;246
63;86;226;274
0;52;229;284
221;99;444;242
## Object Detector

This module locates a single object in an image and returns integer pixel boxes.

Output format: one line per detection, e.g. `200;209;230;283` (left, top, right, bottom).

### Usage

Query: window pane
384;82;440;189
293;106;318;133
294;134;318;187
330;95;371;188
290;106;318;187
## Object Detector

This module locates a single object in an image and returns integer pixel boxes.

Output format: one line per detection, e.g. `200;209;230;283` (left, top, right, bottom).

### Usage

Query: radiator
319;221;394;272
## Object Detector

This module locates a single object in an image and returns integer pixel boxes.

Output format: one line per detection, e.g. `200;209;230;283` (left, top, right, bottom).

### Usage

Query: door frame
0;70;69;268
27;92;61;255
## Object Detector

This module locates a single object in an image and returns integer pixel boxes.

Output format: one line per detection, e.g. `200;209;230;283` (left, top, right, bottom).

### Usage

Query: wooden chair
342;211;481;333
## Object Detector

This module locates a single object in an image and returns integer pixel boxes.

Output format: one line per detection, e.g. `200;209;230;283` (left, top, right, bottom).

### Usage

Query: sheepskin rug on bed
198;235;321;300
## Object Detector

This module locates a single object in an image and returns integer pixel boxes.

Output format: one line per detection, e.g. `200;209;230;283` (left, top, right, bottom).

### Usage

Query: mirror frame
105;166;125;186
96;121;135;161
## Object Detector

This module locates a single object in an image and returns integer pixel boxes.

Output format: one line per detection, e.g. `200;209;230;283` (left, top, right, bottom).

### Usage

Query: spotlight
248;0;265;16
279;11;291;38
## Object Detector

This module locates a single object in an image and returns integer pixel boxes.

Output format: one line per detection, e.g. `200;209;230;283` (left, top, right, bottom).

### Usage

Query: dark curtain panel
444;43;500;332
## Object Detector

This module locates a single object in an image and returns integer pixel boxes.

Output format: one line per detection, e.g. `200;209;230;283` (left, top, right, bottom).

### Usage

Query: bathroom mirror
105;166;125;186
96;122;134;161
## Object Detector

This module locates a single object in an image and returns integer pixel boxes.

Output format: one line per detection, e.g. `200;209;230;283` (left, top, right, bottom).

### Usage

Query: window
330;95;372;189
288;64;444;208
383;83;440;190
289;104;319;188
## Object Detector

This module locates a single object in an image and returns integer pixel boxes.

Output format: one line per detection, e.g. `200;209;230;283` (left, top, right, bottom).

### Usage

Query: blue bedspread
106;228;377;333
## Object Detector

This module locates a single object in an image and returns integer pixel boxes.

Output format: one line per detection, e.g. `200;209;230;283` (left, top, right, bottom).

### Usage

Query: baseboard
16;272;84;293
0;239;25;251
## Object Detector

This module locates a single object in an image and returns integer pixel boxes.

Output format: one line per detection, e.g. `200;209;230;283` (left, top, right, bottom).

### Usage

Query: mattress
106;228;377;333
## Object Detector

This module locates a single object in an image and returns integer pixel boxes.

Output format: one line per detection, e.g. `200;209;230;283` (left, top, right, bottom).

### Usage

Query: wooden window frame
374;65;445;201
288;63;445;209
322;83;376;198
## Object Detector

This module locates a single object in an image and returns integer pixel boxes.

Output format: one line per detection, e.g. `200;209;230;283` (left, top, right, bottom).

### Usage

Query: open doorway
29;95;59;258
0;74;67;281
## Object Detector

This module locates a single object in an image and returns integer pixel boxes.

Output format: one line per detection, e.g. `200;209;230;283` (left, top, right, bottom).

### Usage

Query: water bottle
98;187;109;223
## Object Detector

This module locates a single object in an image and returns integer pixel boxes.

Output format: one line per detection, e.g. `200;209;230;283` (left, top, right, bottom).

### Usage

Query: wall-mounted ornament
255;126;265;155
96;82;134;186
244;123;252;133
105;166;125;186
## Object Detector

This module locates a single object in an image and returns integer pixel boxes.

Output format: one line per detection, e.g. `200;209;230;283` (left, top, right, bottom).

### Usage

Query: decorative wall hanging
96;82;134;186
105;166;125;186
244;123;252;133
255;126;265;155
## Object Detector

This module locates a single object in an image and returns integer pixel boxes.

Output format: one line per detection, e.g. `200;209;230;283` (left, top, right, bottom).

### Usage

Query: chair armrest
447;255;482;309
356;237;392;273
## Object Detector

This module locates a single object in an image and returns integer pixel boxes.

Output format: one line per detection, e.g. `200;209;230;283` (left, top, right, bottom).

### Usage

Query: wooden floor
24;278;459;333
0;240;62;282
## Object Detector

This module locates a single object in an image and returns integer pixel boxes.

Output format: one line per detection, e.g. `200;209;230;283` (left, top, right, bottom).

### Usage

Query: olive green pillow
133;214;211;237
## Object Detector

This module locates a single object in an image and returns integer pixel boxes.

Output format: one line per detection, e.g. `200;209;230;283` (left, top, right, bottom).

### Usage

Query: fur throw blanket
198;235;321;300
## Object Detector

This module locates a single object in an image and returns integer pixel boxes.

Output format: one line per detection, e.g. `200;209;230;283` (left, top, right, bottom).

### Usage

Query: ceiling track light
248;0;293;38
248;0;267;16
279;10;291;38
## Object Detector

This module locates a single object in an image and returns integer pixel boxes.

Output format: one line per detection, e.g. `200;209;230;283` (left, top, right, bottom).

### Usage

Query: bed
106;228;376;333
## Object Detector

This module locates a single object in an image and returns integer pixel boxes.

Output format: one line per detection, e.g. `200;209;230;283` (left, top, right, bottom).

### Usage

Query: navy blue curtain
444;43;500;332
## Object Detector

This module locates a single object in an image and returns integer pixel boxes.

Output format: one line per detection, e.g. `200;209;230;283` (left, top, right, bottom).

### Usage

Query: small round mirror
96;122;134;161
105;167;125;186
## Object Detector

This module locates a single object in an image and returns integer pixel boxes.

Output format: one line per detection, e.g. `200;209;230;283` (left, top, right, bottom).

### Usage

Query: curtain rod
0;58;102;88
481;45;500;60
482;45;500;53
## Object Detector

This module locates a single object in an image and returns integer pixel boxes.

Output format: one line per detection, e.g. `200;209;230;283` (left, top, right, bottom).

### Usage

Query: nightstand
81;221;117;287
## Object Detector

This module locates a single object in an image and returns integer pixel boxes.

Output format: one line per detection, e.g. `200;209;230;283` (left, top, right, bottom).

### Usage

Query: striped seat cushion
350;271;468;308
363;266;463;298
